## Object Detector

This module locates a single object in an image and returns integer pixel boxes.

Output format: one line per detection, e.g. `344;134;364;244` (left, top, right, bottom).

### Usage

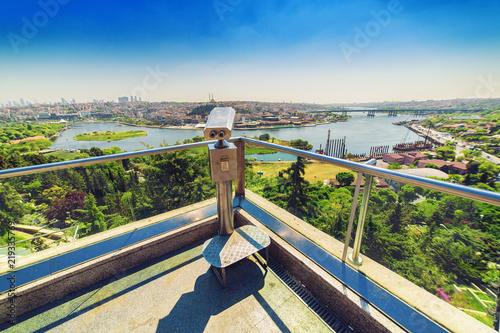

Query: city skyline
1;0;500;105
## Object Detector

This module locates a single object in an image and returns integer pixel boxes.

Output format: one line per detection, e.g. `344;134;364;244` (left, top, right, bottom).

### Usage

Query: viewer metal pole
216;180;234;235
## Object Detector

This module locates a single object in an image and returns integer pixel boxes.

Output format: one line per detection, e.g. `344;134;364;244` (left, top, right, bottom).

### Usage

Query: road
409;124;500;164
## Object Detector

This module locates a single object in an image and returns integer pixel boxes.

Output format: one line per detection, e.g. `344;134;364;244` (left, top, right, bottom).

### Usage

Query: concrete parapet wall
0;213;218;324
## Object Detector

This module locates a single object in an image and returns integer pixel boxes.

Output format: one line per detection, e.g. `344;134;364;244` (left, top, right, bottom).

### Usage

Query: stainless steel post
349;174;374;265
216;180;234;235
342;172;363;262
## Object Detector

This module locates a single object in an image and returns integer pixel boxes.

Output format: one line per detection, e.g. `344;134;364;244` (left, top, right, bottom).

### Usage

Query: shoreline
67;120;339;131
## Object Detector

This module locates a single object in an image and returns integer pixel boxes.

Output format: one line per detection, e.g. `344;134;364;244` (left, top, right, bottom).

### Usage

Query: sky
1;0;500;105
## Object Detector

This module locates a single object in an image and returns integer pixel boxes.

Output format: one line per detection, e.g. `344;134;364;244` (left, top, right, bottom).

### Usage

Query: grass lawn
449;287;487;312
475;292;494;302
45;151;78;160
74;130;147;141
0;230;30;247
249;160;352;183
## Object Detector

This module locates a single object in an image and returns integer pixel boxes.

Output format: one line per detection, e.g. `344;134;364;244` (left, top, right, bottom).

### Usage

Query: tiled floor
2;241;331;333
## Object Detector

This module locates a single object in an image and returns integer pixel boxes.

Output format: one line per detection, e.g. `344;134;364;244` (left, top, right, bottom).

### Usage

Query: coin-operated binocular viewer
204;107;237;235
202;108;270;288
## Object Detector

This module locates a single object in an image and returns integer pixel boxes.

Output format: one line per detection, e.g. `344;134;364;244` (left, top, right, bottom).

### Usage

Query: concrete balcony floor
1;241;331;333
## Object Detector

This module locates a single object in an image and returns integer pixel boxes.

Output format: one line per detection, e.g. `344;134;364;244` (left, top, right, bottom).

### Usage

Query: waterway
50;114;424;161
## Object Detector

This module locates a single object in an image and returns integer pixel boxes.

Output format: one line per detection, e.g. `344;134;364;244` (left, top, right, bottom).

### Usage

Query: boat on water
393;140;432;152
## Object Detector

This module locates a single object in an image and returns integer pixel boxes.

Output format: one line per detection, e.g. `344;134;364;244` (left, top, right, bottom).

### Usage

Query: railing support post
349;174;374;265
235;139;245;198
73;225;79;241
342;172;363;262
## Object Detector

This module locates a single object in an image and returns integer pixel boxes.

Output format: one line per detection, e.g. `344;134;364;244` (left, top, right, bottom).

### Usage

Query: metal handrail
0;137;498;206
237;137;500;206
0;140;215;179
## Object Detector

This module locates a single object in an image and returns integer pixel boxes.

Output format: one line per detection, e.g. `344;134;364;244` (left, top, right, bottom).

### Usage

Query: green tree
399;185;420;204
0;182;29;232
280;157;309;216
388;203;403;233
259;133;270;141
290;139;312;150
466;160;480;174
81;194;107;233
335;172;355;187
378;188;398;204
388;162;403;169
435;146;456;161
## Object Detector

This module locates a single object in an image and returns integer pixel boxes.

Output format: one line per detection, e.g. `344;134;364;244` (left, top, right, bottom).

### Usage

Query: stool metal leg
210;265;227;288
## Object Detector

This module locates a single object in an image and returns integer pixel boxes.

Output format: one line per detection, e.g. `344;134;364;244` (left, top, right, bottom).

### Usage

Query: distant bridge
311;108;484;115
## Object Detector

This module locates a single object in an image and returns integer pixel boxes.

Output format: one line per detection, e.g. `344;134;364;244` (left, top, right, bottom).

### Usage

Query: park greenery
0;111;499;326
0;123;66;143
73;130;147;141
0;141;215;242
244;135;314;155
244;158;499;326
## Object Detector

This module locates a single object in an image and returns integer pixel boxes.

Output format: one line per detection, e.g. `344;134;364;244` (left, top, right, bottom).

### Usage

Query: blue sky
1;0;499;104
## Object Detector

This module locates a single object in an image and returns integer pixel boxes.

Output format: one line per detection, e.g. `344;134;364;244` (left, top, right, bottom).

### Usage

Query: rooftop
1;241;334;333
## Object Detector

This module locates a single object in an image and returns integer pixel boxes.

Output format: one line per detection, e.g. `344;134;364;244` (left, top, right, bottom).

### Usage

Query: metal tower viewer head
203;107;236;142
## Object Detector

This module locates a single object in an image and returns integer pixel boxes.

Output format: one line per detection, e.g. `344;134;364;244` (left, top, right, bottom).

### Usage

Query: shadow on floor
156;258;291;333
0;242;204;332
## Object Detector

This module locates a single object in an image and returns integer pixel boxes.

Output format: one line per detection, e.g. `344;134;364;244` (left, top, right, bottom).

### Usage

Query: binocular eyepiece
209;130;226;139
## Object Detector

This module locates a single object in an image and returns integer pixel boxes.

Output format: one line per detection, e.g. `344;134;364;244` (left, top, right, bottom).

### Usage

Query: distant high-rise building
20;98;25;106
71;99;76;104
118;96;129;103
139;97;142;102
130;96;133;102
134;96;138;102
61;98;67;105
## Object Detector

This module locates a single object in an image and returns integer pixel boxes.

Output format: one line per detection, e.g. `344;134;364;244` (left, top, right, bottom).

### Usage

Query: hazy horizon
1;0;499;105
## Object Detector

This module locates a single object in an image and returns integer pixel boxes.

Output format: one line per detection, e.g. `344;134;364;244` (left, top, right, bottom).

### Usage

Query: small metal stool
202;225;270;288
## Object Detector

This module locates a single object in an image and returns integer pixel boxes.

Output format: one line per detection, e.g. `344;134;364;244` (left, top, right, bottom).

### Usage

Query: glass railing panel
360;180;499;328
244;154;357;243
0;145;214;258
240;137;500;330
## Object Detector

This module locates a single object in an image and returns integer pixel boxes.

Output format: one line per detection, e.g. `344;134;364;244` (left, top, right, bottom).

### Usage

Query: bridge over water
310;108;484;116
